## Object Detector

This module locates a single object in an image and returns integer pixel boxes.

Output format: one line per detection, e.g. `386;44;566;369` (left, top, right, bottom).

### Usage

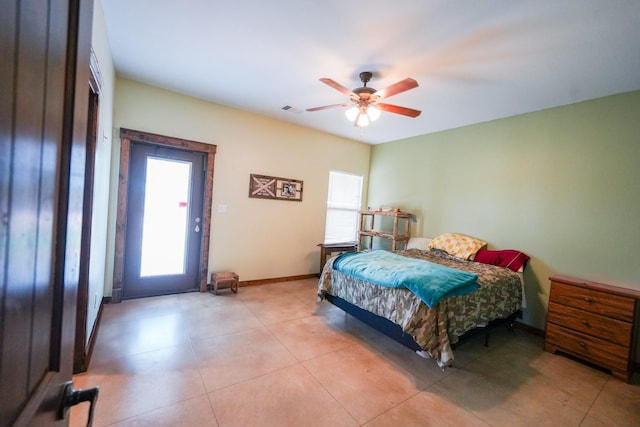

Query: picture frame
249;174;303;202
248;174;277;199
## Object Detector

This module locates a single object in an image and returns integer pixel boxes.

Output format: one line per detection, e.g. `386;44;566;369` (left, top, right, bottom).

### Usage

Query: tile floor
71;278;640;427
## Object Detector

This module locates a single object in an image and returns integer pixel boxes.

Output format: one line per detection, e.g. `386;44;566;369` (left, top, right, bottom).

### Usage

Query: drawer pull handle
584;297;592;303
579;342;586;348
582;320;589;326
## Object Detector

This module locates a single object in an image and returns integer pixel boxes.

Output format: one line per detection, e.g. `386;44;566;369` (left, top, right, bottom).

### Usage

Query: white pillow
406;237;432;251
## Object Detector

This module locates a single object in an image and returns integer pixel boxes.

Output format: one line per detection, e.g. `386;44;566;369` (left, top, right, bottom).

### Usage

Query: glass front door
123;143;205;299
139;157;192;277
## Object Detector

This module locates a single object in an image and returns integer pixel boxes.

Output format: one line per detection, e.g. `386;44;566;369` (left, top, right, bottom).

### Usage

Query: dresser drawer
549;281;635;322
547;301;632;347
545;323;629;373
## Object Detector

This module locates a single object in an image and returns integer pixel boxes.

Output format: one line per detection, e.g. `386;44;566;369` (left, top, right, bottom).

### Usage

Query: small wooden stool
211;272;239;295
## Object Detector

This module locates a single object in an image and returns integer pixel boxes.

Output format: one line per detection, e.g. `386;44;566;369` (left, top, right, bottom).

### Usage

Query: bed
317;233;528;368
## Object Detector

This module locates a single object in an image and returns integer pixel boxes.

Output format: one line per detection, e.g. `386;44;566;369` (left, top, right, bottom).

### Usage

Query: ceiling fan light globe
345;106;359;122
356;113;370;127
367;107;381;122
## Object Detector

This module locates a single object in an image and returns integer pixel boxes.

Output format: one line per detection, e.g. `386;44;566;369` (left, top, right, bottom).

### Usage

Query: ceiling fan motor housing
359;71;373;84
353;72;377;101
353;86;377;101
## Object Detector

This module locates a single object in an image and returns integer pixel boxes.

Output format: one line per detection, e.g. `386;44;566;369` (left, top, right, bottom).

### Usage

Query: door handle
60;381;99;427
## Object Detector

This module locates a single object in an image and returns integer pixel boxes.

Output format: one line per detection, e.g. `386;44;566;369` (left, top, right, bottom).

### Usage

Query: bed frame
325;293;520;353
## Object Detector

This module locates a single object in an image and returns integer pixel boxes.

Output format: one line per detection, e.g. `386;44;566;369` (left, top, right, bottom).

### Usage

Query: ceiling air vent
281;105;302;114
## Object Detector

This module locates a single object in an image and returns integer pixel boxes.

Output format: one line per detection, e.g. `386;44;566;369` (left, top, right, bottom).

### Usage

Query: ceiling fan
306;71;421;127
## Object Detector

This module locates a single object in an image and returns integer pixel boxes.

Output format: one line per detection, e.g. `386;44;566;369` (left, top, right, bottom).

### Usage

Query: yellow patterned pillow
428;233;487;260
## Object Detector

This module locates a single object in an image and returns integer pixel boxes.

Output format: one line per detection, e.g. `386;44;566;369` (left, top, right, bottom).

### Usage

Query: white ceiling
101;0;640;145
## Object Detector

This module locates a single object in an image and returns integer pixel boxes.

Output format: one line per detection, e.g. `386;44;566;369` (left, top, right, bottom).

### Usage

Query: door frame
112;128;216;303
74;67;101;374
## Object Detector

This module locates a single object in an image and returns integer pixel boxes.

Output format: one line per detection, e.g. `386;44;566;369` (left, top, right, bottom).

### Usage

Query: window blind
324;171;363;244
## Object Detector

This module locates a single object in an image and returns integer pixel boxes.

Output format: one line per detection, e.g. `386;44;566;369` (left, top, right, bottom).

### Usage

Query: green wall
369;90;640;331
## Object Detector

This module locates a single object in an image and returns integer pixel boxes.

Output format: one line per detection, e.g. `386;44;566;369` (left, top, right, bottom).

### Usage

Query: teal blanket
333;250;479;308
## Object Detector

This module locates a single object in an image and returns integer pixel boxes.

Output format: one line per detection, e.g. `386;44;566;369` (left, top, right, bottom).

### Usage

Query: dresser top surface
550;275;640;299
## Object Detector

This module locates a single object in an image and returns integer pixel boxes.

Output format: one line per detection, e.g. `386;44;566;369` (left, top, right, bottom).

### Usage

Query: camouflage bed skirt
317;248;522;368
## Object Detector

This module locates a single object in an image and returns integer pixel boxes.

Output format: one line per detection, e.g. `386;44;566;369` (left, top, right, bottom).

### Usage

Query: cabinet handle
584;297;592;303
579;342;586;348
581;320;589;326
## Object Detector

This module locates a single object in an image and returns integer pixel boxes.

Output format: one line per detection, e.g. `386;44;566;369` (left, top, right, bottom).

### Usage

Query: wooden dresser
544;275;640;382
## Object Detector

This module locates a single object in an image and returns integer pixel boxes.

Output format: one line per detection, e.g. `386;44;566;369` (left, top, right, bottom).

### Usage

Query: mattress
317;248;522;367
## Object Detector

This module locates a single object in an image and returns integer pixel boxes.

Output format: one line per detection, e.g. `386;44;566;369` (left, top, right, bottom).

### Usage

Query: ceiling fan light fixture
346;105;380;127
367;106;381;122
345;106;359;122
308;72;421;129
356;112;370;127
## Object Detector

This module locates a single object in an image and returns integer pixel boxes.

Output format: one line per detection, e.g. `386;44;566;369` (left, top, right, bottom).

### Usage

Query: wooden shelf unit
544;275;640;382
359;210;412;251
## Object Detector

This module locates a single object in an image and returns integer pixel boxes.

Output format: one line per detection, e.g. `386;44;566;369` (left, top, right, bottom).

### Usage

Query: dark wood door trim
112;128;216;302
74;77;99;374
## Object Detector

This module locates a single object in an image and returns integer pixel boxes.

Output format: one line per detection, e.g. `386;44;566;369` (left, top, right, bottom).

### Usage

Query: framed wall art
249;174;303;201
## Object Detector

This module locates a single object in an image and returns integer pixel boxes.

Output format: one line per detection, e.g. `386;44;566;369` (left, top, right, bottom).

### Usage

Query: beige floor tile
181;302;263;339
72;344;206;426
367;332;451;382
234;279;319;305
446;324;524;369
242;293;318;325
177;289;245;311
284;278;323;299
311;298;351;321
303;343;430;424
431;364;589;426
465;334;609;405
69;401;95;427
235;282;301;303
506;326;546;349
191;327;298;391
109;395;217;427
524;351;609;404
585;376;640;426
317;306;451;380
90;311;190;367
364;390;489;427
73;282;640;427
579;415;615;427
209;364;357;427
102;294;182;324
267;314;358;361
445;339;490;368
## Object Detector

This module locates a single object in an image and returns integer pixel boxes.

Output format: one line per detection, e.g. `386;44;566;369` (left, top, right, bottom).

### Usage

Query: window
323;171;363;244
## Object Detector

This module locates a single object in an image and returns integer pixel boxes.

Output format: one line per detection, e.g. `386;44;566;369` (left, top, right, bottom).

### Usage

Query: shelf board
359;230;409;241
360;210;412;218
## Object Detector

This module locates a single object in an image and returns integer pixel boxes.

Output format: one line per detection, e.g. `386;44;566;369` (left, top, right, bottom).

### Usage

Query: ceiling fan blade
306;103;350;112
374;78;418;100
375;103;422;118
319;78;357;97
